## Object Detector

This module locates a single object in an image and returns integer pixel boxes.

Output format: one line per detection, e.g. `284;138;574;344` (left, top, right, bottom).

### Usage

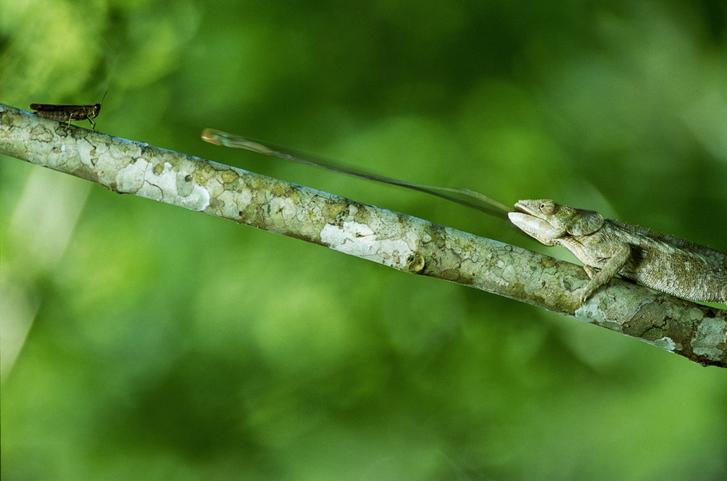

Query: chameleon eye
539;201;556;215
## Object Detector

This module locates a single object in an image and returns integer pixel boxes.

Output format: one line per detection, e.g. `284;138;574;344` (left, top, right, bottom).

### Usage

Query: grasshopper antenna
201;128;510;220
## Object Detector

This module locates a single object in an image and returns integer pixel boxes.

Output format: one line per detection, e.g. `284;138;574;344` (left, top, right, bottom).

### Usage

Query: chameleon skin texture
588;221;726;302
1;104;725;367
510;200;727;303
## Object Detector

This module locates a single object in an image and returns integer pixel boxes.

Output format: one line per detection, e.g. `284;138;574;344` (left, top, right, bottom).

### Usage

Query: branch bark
1;104;725;368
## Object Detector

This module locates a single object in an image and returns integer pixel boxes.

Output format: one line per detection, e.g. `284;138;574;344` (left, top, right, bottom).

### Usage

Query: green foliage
2;1;726;480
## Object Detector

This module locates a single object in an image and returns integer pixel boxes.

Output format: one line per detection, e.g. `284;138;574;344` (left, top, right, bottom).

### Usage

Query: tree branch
1;103;724;368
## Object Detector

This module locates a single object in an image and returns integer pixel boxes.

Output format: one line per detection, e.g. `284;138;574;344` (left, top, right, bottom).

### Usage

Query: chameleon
508;200;727;304
201;128;727;304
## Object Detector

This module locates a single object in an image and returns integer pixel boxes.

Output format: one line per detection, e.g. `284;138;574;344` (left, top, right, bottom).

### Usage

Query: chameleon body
508;200;727;303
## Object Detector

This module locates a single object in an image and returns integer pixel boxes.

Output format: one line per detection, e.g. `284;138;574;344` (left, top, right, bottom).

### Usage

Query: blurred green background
2;0;727;480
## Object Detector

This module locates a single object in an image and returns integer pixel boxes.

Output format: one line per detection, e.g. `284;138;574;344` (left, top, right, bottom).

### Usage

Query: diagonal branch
1;103;725;368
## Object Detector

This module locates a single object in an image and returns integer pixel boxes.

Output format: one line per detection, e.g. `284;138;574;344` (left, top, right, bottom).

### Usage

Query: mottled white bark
1;104;724;367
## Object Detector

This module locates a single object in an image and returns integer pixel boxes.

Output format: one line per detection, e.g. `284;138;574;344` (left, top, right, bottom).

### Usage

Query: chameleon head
508;199;605;245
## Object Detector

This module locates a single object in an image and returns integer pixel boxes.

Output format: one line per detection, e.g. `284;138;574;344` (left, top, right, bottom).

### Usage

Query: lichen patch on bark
651;336;678;352
692;317;727;362
320;221;417;269
116;158;211;211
